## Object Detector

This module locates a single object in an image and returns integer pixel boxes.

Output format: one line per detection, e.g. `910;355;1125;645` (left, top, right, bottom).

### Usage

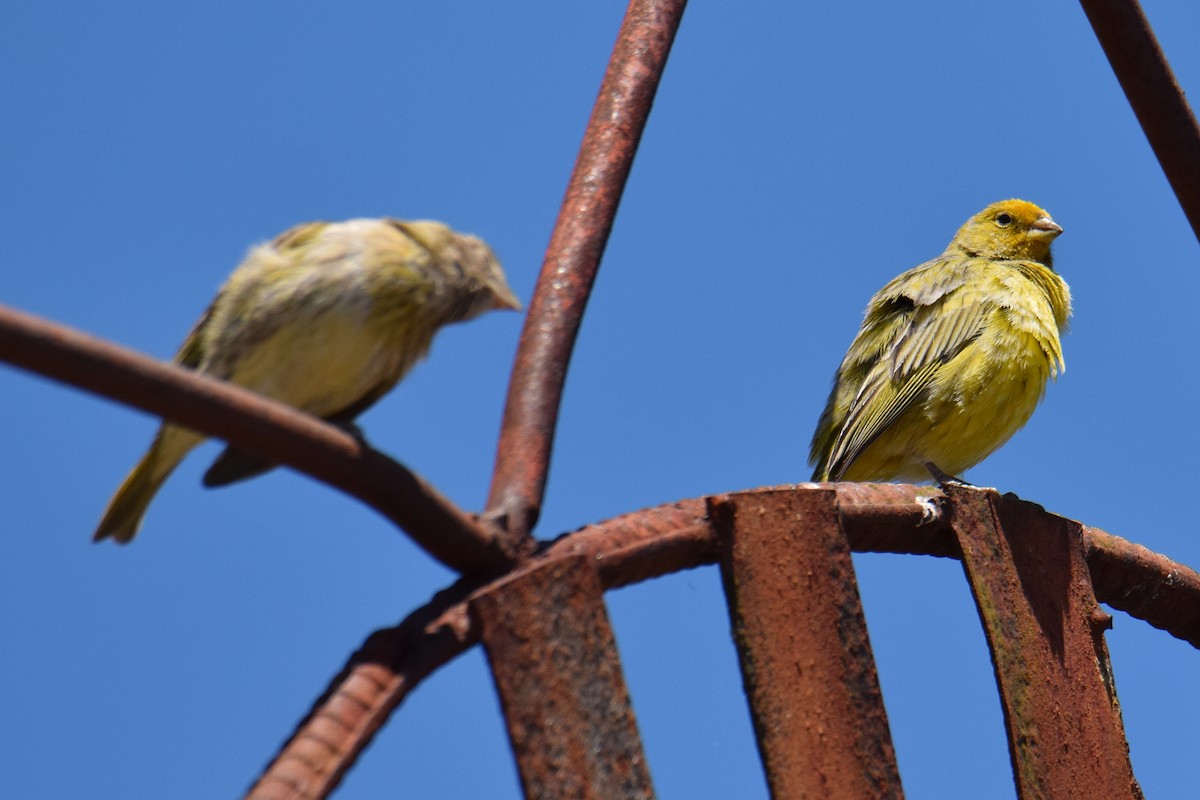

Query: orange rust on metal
248;487;1199;797
1080;0;1200;244
806;482;960;557
471;555;655;800
540;499;715;588
486;0;689;542
246;662;411;800
946;485;1142;800
245;581;480;800
1084;526;1200;648
712;489;904;799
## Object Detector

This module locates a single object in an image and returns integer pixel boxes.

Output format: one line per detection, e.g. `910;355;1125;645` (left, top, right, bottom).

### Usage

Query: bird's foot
923;461;973;487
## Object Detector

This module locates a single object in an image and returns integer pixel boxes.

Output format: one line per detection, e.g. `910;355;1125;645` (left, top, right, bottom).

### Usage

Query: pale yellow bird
95;218;521;543
809;199;1070;483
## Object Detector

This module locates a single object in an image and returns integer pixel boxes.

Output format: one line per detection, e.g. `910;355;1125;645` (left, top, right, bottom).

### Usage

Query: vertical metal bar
1080;0;1200;244
472;555;656;800
946;485;1142;800
712;489;904;799
485;0;689;541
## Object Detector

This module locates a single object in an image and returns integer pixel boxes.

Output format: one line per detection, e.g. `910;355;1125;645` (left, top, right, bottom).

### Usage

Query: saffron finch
95;218;521;543
809;199;1070;483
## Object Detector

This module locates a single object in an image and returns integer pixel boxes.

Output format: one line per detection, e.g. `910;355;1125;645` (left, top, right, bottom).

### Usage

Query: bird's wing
172;295;222;369
888;283;987;381
171;224;328;371
270;220;328;252
822;258;988;480
200;377;396;488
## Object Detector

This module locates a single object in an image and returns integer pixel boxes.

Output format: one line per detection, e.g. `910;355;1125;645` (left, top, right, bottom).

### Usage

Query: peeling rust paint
485;0;689;542
947;486;1142;800
247;485;1198;798
472;555;655;800
713;489;904;799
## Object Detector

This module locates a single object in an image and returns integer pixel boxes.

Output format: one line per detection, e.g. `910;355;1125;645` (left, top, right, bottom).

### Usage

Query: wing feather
815;255;990;480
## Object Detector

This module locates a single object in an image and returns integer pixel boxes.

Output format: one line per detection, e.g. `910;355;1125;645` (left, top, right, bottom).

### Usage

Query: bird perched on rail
809;199;1070;483
94;218;521;543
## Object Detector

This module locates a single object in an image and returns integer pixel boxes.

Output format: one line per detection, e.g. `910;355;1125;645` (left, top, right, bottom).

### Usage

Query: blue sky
3;2;1198;797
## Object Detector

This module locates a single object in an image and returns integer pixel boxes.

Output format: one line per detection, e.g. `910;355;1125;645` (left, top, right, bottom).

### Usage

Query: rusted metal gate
232;484;1198;799
2;0;1199;798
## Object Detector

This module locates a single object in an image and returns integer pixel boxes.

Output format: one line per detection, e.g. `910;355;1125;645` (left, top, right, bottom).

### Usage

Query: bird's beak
1030;216;1063;239
492;285;523;311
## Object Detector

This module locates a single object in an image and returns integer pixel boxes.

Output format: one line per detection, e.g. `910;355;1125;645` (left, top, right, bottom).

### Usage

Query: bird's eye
995;213;1014;227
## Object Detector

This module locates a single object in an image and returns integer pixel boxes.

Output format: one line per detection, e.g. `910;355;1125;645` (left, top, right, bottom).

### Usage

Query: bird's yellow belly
228;311;407;418
842;328;1053;482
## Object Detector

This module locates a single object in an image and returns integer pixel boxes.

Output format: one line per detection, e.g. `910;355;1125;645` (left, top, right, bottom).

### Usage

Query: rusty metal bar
1080;0;1200;244
946;485;1141;800
244;580;481;800
0;303;512;572
472;555;655;800
1084;524;1200;646
245;502;712;800
485;0;689;541
246;485;1199;798
712;490;904;799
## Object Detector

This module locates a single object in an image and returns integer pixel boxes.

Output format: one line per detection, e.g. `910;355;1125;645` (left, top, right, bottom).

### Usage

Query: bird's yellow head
950;199;1062;264
391;219;522;316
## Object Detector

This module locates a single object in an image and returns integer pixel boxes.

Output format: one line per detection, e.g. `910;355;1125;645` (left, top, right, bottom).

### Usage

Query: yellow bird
809;199;1070;483
95;218;521;543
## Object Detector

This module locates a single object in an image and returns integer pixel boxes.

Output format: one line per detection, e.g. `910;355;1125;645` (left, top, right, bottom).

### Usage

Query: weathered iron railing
238;484;1197;799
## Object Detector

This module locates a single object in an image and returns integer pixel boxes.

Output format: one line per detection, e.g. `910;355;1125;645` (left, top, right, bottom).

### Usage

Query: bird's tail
93;426;203;544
